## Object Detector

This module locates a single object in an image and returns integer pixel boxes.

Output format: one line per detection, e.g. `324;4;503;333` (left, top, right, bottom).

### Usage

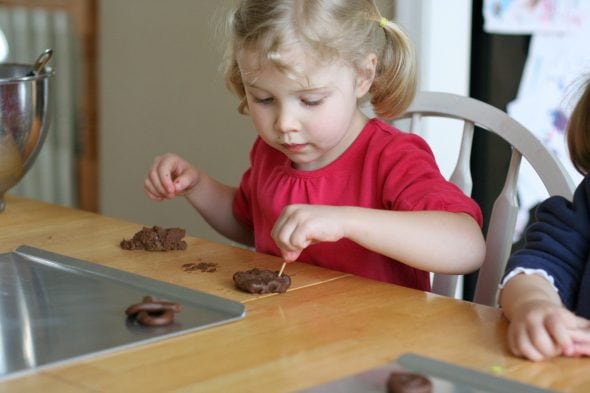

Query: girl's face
237;44;374;171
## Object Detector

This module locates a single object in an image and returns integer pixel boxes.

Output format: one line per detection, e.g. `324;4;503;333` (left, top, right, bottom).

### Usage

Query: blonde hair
567;77;590;175
223;0;416;119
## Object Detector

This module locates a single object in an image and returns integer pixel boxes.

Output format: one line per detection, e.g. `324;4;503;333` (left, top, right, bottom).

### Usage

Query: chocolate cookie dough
233;268;291;294
182;261;218;272
386;371;432;393
120;226;187;251
125;296;182;327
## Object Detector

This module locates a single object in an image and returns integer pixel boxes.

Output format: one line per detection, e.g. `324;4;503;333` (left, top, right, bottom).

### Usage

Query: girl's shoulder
366;117;415;138
363;118;435;157
543;174;590;210
534;174;590;234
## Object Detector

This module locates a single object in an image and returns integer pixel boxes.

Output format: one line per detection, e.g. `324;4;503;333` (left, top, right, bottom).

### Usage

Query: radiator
0;6;77;207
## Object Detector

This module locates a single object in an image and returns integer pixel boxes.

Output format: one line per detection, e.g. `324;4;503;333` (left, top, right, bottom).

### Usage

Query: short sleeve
379;134;483;227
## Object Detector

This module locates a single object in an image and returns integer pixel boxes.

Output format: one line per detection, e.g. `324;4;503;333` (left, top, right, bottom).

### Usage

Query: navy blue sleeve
503;175;590;310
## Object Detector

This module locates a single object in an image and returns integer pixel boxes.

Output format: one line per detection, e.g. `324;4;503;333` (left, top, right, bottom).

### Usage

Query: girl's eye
254;97;273;105
301;98;323;107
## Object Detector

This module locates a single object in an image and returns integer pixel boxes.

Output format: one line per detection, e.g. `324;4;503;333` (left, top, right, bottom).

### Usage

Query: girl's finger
545;314;574;355
511;325;548;361
157;164;178;195
173;172;195;193
148;169;170;197
527;322;562;360
143;184;163;201
569;325;590;344
572;341;590;357
574;316;590;329
272;216;298;251
281;249;301;262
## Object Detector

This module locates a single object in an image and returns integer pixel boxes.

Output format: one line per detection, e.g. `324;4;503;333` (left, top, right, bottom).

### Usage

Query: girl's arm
183;172;254;246
502;177;590;311
144;153;253;247
341;208;484;273
499;273;590;361
496;176;590;361
272;205;485;273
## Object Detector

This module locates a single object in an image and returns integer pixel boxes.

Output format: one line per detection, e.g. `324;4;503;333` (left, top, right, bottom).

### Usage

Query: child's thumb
173;175;191;193
281;249;301;262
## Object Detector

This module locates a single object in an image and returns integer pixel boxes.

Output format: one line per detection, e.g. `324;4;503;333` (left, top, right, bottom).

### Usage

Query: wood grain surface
0;195;588;393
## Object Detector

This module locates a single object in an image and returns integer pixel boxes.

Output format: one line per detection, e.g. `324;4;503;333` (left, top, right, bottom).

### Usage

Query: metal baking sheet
300;353;555;393
0;245;246;380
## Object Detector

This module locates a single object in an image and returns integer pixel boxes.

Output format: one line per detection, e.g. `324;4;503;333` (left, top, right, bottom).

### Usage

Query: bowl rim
0;62;55;82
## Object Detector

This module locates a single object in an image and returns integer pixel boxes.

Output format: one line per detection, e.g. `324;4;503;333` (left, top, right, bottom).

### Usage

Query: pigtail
370;20;417;120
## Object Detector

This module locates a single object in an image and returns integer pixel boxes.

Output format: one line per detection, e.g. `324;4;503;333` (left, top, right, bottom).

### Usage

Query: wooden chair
395;91;576;306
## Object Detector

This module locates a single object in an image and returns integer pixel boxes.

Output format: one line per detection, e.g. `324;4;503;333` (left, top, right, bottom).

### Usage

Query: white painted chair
395;91;576;307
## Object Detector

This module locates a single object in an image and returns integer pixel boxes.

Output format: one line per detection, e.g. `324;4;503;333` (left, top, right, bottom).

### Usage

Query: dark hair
567;77;590;174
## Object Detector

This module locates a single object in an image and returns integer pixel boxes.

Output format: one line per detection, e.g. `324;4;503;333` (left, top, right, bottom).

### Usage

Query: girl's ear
355;53;377;98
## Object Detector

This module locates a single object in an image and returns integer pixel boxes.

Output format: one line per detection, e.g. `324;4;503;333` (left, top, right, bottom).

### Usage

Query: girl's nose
275;105;299;133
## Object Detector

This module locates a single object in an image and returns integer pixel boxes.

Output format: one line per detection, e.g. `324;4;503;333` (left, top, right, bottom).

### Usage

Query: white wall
394;0;472;178
99;0;255;243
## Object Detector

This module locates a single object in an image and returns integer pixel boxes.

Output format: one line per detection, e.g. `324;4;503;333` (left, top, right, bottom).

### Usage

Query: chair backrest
395;91;576;306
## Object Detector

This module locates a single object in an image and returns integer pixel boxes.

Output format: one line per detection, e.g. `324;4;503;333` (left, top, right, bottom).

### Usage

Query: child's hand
570;322;590;357
507;299;588;361
271;204;346;261
144;153;200;201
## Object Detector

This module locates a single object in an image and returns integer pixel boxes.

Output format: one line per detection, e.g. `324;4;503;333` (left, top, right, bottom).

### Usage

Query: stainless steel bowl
0;63;54;212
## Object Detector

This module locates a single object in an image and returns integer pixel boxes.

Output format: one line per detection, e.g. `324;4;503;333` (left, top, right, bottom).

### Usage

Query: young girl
499;77;590;361
144;0;485;291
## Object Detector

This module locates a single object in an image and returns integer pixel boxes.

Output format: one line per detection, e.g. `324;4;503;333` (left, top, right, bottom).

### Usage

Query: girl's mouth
282;143;307;152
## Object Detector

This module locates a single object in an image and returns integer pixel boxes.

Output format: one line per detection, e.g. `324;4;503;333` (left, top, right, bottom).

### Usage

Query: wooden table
0;195;588;392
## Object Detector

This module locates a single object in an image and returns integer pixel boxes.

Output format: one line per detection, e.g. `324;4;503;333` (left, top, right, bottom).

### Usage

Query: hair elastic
379;17;389;28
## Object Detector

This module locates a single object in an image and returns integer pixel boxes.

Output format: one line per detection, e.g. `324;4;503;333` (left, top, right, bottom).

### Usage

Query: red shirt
233;118;483;290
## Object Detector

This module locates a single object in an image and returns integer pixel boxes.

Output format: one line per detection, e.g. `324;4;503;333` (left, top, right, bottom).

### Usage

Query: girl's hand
144;153;200;201
507;299;587;361
271;204;346;261
570;321;590;357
